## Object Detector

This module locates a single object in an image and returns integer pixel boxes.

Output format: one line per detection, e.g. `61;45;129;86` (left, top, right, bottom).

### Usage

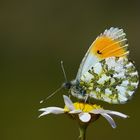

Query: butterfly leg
69;94;71;99
84;94;89;103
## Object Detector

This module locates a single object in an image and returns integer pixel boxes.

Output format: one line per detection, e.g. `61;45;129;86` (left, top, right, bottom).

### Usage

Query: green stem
79;124;88;140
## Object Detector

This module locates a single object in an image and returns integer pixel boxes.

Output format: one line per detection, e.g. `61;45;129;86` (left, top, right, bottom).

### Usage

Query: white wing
76;27;129;81
80;57;139;104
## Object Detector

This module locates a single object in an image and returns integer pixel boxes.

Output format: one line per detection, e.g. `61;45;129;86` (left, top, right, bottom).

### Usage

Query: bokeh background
0;0;140;140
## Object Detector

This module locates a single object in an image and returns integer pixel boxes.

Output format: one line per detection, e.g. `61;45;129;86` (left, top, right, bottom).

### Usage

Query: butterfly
40;27;139;104
62;27;139;104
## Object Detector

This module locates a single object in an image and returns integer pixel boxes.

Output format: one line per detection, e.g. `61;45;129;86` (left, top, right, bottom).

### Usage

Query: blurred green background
0;0;140;140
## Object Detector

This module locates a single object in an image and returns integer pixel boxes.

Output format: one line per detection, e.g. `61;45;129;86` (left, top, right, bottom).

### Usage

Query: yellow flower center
64;102;102;112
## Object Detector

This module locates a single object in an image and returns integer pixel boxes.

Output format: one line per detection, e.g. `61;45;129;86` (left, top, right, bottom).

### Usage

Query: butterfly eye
97;50;102;54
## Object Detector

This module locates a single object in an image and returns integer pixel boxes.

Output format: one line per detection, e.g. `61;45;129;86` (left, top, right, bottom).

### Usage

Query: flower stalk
79;123;88;140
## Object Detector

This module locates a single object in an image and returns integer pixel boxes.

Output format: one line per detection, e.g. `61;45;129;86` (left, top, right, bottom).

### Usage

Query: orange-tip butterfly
41;27;139;104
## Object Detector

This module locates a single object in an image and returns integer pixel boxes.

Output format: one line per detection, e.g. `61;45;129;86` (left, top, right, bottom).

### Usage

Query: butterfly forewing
79;57;139;104
76;27;129;81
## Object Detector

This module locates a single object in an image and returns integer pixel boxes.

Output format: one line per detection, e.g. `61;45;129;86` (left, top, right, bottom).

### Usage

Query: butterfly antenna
40;61;67;104
40;86;63;104
61;61;68;82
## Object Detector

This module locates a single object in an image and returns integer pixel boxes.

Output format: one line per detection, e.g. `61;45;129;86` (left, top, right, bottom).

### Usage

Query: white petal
101;113;116;128
91;109;128;118
79;113;91;122
90;109;104;114
39;107;64;117
69;110;82;114
63;95;74;111
105;110;128;118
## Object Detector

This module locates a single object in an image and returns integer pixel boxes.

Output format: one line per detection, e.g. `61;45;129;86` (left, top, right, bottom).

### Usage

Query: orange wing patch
90;27;129;60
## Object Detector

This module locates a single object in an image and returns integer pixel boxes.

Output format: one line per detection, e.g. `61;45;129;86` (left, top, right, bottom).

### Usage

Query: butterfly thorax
69;80;87;100
62;79;77;89
62;80;86;99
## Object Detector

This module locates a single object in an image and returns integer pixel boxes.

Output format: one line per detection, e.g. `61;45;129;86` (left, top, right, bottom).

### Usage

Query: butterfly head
62;82;72;89
62;80;77;89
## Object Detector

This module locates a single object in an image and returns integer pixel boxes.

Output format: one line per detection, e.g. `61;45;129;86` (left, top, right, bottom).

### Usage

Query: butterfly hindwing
79;57;139;104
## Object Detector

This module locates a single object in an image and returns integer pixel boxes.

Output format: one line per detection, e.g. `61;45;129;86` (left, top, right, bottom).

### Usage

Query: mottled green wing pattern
80;57;139;104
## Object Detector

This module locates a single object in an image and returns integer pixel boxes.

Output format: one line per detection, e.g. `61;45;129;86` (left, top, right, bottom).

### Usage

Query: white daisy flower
39;95;128;128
